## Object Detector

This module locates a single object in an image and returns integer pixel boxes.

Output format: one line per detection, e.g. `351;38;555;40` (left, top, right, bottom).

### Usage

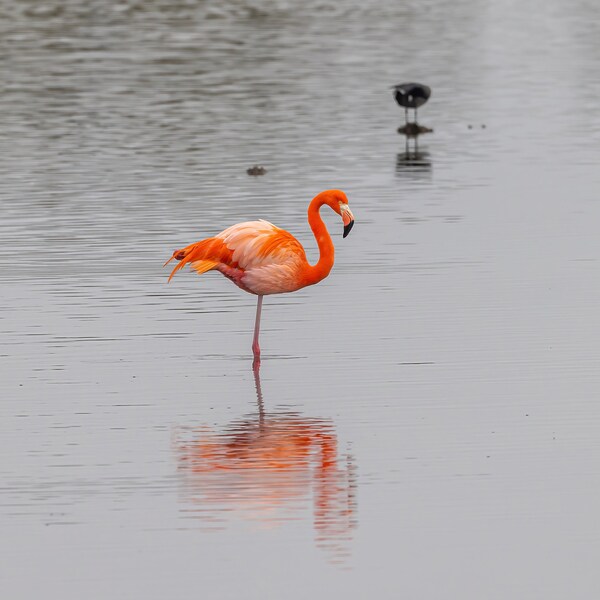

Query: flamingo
164;189;355;367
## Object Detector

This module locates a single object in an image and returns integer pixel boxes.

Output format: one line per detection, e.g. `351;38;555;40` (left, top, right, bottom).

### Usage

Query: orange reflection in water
173;370;357;560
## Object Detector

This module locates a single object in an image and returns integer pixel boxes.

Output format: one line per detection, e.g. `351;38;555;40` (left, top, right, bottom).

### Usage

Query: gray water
2;0;600;597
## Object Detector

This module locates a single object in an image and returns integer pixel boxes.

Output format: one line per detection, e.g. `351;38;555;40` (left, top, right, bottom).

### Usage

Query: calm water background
2;0;600;597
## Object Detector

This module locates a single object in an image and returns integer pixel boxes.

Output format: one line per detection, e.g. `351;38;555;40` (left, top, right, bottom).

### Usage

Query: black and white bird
392;82;431;124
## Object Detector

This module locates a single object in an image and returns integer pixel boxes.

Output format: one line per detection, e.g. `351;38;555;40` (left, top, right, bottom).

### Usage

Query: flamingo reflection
173;370;357;560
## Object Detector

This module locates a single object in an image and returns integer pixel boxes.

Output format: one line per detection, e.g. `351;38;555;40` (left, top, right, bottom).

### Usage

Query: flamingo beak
341;205;355;238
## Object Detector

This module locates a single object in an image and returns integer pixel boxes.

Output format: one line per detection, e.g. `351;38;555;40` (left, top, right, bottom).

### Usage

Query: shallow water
2;0;600;597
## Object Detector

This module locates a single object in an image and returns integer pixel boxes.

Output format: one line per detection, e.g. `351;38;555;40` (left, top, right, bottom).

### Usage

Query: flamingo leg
253;365;265;420
252;295;263;369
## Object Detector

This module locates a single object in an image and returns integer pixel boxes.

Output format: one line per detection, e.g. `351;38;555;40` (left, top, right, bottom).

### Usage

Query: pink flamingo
164;189;355;367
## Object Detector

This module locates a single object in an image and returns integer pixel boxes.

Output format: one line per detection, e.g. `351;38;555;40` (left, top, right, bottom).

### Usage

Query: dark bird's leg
414;107;418;125
405;107;408;125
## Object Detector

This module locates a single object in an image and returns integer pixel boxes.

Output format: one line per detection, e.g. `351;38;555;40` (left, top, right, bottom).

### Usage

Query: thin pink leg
252;295;263;370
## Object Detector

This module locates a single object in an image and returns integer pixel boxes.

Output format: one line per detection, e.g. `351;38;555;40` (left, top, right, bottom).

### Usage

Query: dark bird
392;82;431;125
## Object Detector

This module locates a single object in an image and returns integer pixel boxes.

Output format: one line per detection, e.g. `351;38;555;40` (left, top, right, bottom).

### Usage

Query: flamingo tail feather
165;238;231;283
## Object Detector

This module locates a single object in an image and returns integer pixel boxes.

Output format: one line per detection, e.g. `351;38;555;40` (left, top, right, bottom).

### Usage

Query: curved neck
304;194;335;286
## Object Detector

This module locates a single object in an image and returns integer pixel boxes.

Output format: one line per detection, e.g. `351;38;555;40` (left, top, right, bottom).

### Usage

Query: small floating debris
247;165;267;176
397;123;433;137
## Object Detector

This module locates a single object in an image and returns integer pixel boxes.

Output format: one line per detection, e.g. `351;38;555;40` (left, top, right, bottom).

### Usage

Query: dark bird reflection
396;135;432;176
173;369;357;562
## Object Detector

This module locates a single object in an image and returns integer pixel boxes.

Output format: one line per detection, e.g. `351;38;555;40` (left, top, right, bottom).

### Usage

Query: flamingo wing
217;220;309;295
217;220;306;269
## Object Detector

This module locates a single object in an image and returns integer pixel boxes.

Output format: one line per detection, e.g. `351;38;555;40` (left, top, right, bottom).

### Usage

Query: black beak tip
343;220;355;238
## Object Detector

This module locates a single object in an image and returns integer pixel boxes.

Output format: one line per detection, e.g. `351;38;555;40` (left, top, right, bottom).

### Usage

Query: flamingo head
341;203;355;238
320;189;355;238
